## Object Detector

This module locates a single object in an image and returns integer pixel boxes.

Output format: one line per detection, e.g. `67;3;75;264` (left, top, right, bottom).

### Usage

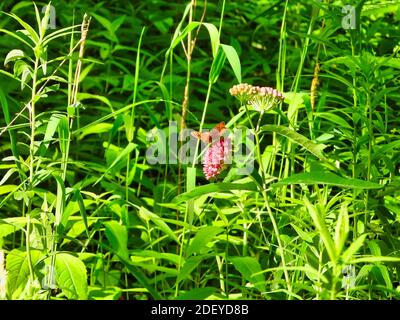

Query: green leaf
0;89;20;165
74;189;89;237
170;21;201;49
203;23;220;57
3;12;40;44
39;113;61;157
230;256;266;293
342;234;367;263
172;182;257;204
53;175;66;231
4;49;25;65
350;255;400;264
314;112;352;129
303;197;337;263
0;28;33;48
334;203;349;256
94;142;136;185
77;122;113;141
273;171;383;189
221;44;241;83
55;253;88;300
104;221;128;259
138;207;179;244
6;248;42;299
261;125;327;160
187;226;224;256
176;287;215;300
130;250;181;265
177;255;204;282
40;3;52;37
0;185;18;195
209;45;226;84
57;115;69;155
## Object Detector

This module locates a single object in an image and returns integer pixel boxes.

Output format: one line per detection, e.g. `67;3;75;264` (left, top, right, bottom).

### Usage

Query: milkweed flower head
0;250;7;299
230;83;284;112
203;138;232;180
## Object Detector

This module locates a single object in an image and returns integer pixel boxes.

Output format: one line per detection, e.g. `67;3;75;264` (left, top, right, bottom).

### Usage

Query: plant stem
244;105;293;298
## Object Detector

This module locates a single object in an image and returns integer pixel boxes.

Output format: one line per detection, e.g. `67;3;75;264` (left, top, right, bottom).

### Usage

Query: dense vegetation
0;0;400;300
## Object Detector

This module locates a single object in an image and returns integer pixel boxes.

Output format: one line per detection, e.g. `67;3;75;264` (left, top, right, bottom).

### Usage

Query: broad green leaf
209;45;226;84
40;3;52;37
304;197;337;263
77;122;112;140
261;125;327;160
203;23;219;57
0;89;20;166
61;220;95;247
177;255;204;282
57;115;69;155
104;221;128;259
273;171;383;189
6;248;42;299
221;44;241;83
170;21;200;49
342;234;368;263
55;253;88;300
138;207;179;244
111;15;126;33
0;168;18;186
176;287;216;300
0;28;33;48
374;265;393;290
94;142;136;185
73;189;89;237
97;237;161;300
169;22;219;58
130;250;181;265
76;93;114;112
0;185;17;195
39;113;61;157
290;223;314;243
88;286;122;300
230;256;266;293
350;255;400;264
334;203;349;256
4;49;25;65
172;182;257;204
187;226;224;256
53;175;66;230
314;112;352;129
3;12;39;44
118;255;161;299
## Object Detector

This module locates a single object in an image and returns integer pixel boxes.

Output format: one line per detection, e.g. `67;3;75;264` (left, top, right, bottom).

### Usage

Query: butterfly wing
191;130;211;143
210;122;226;140
192;122;226;143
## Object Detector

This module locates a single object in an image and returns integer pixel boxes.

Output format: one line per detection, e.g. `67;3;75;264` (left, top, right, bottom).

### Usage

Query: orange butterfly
191;122;226;143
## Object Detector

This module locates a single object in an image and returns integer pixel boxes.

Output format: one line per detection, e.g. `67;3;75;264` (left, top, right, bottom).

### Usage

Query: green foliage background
0;0;400;300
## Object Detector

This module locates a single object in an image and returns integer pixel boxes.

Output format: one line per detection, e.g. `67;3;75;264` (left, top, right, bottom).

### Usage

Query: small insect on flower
191;121;226;144
191;122;232;180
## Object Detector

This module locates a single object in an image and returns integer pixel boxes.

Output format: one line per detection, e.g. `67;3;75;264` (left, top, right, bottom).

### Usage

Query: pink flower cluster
229;83;284;112
203;138;232;180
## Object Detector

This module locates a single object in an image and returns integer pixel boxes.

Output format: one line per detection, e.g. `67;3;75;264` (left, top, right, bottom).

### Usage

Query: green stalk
126;27;145;207
26;56;40;286
244;105;293;298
